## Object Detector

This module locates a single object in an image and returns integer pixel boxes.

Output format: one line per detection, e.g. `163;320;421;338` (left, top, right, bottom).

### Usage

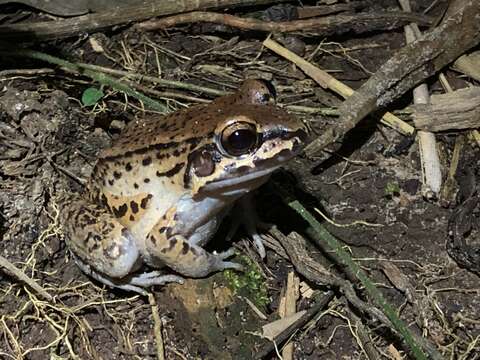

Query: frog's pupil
228;129;255;152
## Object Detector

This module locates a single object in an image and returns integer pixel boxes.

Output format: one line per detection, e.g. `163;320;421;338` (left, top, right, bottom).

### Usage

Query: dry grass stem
149;294;165;360
278;272;299;360
400;1;442;199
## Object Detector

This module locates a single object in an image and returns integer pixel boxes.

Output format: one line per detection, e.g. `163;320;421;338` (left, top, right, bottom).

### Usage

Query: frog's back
99;104;213;160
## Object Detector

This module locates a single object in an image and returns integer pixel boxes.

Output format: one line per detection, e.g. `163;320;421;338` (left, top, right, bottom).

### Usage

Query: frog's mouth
200;146;299;197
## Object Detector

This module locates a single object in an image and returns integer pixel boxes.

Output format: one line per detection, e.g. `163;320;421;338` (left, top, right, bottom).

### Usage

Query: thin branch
138;11;432;34
0;0;290;41
0;254;53;301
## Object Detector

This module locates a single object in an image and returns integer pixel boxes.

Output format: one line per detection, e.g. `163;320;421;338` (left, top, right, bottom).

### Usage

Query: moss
223;255;269;308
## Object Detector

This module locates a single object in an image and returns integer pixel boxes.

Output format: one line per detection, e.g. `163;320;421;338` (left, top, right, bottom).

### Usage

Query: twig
149;294;165;360
0;68;54;77
301;0;480;156
138;11;432;34
0;0;290;41
262;38;415;142
348;308;382;360
76;63;228;97
440;135;465;207
399;0;442;199
296;2;369;19
278;272;299;360
285;105;339;116
0;254;53;301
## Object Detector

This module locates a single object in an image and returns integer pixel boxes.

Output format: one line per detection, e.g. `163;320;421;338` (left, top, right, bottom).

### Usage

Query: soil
1;0;479;359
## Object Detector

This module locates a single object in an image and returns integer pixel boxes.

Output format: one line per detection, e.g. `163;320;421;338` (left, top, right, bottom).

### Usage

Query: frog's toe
220;261;244;272
212;249;243;271
252;233;266;259
214;248;236;260
130;272;184;287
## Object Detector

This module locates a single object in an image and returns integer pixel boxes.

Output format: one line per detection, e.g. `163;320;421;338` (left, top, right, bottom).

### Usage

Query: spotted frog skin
62;79;307;294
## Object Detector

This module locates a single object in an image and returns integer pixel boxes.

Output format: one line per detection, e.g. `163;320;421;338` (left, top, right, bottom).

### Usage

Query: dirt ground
1;0;479;359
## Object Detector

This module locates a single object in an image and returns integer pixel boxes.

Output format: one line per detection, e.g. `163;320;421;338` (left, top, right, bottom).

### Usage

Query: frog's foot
212;248;244;272
229;194;272;259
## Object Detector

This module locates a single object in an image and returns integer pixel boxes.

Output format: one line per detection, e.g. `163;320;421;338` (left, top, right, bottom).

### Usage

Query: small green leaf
81;87;104;106
385;181;401;197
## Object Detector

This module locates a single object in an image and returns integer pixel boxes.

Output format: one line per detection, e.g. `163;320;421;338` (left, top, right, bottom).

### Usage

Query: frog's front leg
62;197;182;293
145;211;243;278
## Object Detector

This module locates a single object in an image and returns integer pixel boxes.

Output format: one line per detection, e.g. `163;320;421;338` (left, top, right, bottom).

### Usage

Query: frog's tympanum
62;79;307;293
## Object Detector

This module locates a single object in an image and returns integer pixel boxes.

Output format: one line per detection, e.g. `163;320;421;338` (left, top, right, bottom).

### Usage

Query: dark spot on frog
159;227;167;233
108;179;114;186
84;216;96;225
140;194;152;209
113;171;122;179
113;203;128;218
84;231;93;245
184;147;215;187
181;242;190;255
142;156;152;166
144;178;150;183
150;235;156;245
125;162;132;171
134;182;139;189
156;162;185;178
190;247;198;257
129;215;135;221
130;201;139;214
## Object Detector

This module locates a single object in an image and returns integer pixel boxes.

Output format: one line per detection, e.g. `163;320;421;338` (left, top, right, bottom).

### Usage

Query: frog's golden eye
221;122;258;156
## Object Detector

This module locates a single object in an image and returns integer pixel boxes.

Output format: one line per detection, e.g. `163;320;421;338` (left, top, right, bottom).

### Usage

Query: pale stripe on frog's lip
200;164;283;193
199;146;299;194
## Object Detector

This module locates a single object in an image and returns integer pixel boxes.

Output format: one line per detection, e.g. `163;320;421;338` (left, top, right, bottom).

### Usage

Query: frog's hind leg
63;198;185;294
62;198;140;279
73;256;183;295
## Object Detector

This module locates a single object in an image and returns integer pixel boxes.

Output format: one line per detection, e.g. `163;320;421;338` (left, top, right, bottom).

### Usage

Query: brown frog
62;79;307;294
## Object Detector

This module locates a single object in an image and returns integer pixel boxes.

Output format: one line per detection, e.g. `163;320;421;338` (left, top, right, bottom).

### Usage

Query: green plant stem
4;49;168;113
278;188;428;360
76;63;228;97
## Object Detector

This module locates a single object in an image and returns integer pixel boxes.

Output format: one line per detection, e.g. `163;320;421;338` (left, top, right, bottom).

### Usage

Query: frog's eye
221;122;258;156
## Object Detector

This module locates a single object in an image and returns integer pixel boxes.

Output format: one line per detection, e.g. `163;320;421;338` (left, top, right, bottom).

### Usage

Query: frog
61;79;307;294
